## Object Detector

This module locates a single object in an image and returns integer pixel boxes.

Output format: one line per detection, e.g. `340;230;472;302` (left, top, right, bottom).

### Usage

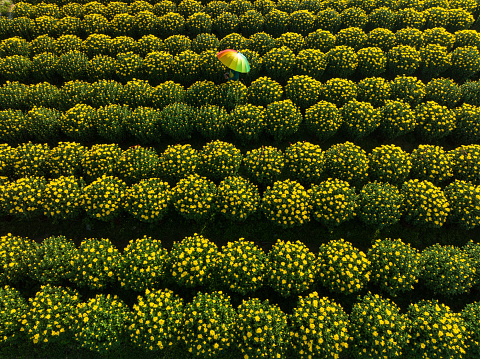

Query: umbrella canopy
216;49;250;73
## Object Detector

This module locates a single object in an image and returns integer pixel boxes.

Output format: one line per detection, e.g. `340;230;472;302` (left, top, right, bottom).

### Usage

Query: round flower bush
81;175;126;222
0;109;27;143
367;7;396;30
235;298;289;359
348;292;410;358
218;32;248;52
326;45;358;78
73;294;129;355
394;27;423;49
24;284;80;347
0;285;28;349
387;45;421;76
315;8;342;33
218;238;266;294
216;176;260;222
195;105;229;140
151;81;185;110
71;237;121;290
185;81;217;108
171;50;199;85
368;144;412;185
449;144;480;185
264;99;302;141
198;140;242;181
341;99;381;139
450;46;480;80
288;10;316;35
394;8;425;30
357;76;391;107
215;80;247;112
317;239;371;294
25;106;62;143
158;144;199;182
0;234;37;285
195;52;225;84
335;26;367;51
358;181;403;229
191;33;219;53
285;141;325;185
289;292;350;359
410;144;453;185
228;103;266;143
41;176;84;221
285;75;321;109
390;75;426;107
169;233;220;288
420;43;452;78
96;104;130;143
303;29;336;52
324;141;369;186
159;102;195;141
171;174;216;223
45;142;85;179
425;77;461;108
243;146;285;185
29;235;77;285
117;236;168;292
60;103;98;142
262;46;296;81
246;31;275;55
266;239;317;297
185;12;212;37
80;143;122;182
452;103;480;143
116;146;160;184
142;51;174;85
12;141;50;178
1;177;46;220
444;180;480;230
239;10;264;37
366;27;396;51
405;300;468;359
322;77;357;107
261;179;311;228
401;179;450;228
137;34;163;57
304;100;343;141
414;101;456;141
340;7;368;28
308;178;358;228
367;238;421;296
461;301;480;358
128;288;184;353
88;79;125;108
244;76;283;107
421;244;478;296
275;31;304;54
294;48;327;79
379;99;417;139
124;178;171;223
264;9;289;37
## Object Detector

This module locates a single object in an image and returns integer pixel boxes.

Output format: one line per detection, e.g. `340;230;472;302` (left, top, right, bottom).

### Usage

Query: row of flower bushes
2;41;479;85
2;282;480;358
2;233;480;297
2;1;476;43
2;140;479;186
0;169;478;229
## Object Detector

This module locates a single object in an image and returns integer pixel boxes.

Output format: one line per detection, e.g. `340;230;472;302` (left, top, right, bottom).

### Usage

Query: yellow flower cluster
390;74;426;106
415;100;456;141
143;51;173;84
368;8;396;31
137;34;164;57
163;34;191;56
285;141;324;185
159;102;195;140
195;104;229;139
172;174;216;222
61;103;98;141
124;178;171;223
425;77;461;108
303;28;335;52
158;143;198;182
324;141;369;185
450;144;480;185
401;179;450;228
357;47;387;77
461;300;480;357
266;239;317;297
54;34;82;57
275;31;304;54
96;104;130;142
290;292;350;358
285;75;321;109
169;233;219;287
0;233;37;284
317;238;371;293
42;176;84;221
262;45;296;80
304;100;343;141
158;12;186;37
453;103;480;143
316;8;341;33
410;144;453;185
341;99;381;139
295;48;327;79
199;140;242;181
367;238;421;296
80;143;122;181
115;51;143;82
185;12;212;37
213;12;239;38
245;76;283;107
0;108;26;142
243;145;285;185
116;145;160;183
288;10;316;36
395;8;425;29
228;103;266;143
177;0;203;18
368;144;412;185
444;179;480;229
336;26;367;50
379;99;417;138
246;32;275;55
358;181;403;228
340;6;368;28
357;76;391;107
322;77;358;106
218;238;266;294
151;80;185;110
326;45;358;77
117;236;168;291
451;45;480;79
216;175;260;221
129;288;185;352
1;176;46;220
0;285;28;345
81;175;126;221
387;45;421;75
12;141;49;177
262;179;311;228
239;10;264;37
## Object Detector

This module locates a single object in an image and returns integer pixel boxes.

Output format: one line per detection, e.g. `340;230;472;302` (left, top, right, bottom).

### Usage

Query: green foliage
366;27;396;52
229;103;266;143
358;181;403;228
340;6;368;28
452;103;480;143
159;102;195;141
303;29;335;52
322;77;357;106
195;104;229;140
191;33;219;53
116;146;160;184
450;46;480;80
0;234;37;285
295;48;327;79
61;103;98;142
449;144;480;185
415;100;456;141
285;141;324;185
213;12;239;38
288;10;316;35
25;106;62;143
356;46;387;77
390;75;425;107
80;143;122;182
304;100;343;141
262;46;296;81
46;141;85;178
285;75;321;109
264;9;289;38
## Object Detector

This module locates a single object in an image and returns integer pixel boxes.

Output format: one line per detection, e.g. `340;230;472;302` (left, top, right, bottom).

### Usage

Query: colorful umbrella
216;49;250;73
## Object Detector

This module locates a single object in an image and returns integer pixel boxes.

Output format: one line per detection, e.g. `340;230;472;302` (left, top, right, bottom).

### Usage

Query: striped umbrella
216;49;250;73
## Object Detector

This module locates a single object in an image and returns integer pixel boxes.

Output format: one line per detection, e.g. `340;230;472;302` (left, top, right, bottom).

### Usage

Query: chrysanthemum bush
444;180;480;230
215;80;247;112
390;75;425;107
172;174;216;223
262;46;296;81
0;109;27;143
264;99;302;141
317;239;371;294
322;77;358;107
44;142;84;179
60;103;98;142
216;176;260;222
387;45;421;76
80;143;122;182
0;285;28;349
219;32;248;53
341;99;380;139
452;103;480;143
367;238;421;296
275;32;304;54
450;45;480;80
1;177;46;220
169;233;220;288
368;144;412;185
137;34;164;57
410;144;453;185
27;81;61;110
308;178;358;228
25;106;62;143
23;284;80;347
262;179;311;228
348;292;410;358
378;99;417;139
285;75;321;110
73;294;129;355
116;146;160;184
29;235;76;285
356;76;391;107
420;43;451;78
303;29;336;53
117;236;168;292
425;77;462;108
0;234;37;285
405;300;468;358
81;175;126;222
191;33;219;53
401;179;450;228
198;140;242;181
42;176;84;222
124;178;171;223
158;144;198;182
12;141;50;178
160;102;195;141
304;100;343;141
324;141;369;186
95;104;130;143
244;76;283;107
326;45;358;78
358;181;403;228
264;8;289;37
415;100;456;141
449;144;480;185
235;298;289;359
243;146;285;185
183;291;236;357
151;81;185;110
294;48;327;79
88;79;125;108
0;55;33;83
285;141;325;185
142;51;174;84
394;27;423;49
266;239;317;297
461;301;480;358
228;103;266;143
218;238;265;295
71;237;120;290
